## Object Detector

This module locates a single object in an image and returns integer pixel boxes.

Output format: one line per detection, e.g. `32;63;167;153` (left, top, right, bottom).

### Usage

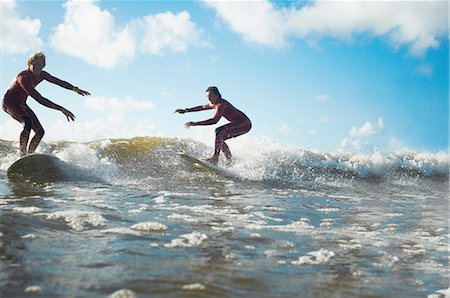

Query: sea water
0;137;448;297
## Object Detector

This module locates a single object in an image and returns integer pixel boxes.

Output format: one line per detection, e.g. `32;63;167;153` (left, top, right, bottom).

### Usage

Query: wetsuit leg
214;121;251;160
3;99;36;155
19;115;32;156
221;141;232;159
24;105;44;154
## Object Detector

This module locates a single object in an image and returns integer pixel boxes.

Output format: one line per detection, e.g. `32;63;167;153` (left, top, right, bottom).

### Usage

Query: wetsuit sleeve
187;104;214;112
195;104;224;126
17;74;62;110
42;71;74;90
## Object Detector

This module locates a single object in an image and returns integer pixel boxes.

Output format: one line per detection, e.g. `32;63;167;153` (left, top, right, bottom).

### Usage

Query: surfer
175;86;251;165
2;51;90;156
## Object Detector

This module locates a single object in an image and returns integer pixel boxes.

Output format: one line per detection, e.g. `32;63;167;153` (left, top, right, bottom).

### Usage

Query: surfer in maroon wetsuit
2;51;90;156
175;86;252;165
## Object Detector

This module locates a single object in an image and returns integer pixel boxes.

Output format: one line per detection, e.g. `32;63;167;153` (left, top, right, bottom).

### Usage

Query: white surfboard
177;152;236;178
7;153;67;182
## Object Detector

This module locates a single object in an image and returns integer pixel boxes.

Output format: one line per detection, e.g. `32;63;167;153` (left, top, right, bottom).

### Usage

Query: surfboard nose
7;154;68;183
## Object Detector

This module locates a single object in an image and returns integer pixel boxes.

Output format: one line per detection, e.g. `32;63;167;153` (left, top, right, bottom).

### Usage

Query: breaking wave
0;137;448;189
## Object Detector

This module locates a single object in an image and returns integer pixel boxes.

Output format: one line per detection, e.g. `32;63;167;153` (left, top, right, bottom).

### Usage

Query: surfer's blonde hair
27;51;46;66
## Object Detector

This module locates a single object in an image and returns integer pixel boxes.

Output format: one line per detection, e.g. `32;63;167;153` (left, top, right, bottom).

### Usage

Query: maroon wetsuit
191;99;251;138
188;99;251;159
2;69;73;131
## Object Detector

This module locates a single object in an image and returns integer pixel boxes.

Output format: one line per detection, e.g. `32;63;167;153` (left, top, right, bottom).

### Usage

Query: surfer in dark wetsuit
175;86;252;165
2;51;90;156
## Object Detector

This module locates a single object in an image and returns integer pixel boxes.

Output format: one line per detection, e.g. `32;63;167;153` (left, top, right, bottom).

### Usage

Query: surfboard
177;152;236;178
7;153;67;182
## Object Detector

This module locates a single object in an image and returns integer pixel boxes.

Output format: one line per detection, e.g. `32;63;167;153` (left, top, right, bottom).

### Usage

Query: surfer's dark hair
206;86;222;98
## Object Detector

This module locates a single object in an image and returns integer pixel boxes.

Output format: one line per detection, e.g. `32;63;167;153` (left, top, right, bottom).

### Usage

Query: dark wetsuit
2;69;73;132
192;99;252;140
189;99;251;159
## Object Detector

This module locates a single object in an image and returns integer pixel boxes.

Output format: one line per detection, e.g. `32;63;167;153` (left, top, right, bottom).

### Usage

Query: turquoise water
0;137;448;297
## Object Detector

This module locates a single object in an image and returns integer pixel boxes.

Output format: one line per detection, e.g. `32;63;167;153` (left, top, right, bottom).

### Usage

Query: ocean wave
0;137;448;188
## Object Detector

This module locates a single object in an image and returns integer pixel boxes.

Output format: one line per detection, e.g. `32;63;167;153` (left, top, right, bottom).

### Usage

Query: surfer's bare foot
205;157;218;165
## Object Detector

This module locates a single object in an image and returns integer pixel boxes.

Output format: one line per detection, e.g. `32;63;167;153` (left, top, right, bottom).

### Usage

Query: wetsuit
2;69;74;132
188;99;251;159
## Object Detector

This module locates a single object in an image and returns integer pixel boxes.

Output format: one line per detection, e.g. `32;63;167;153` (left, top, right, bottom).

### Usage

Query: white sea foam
277;240;295;249
182;283;206;290
292;249;335;265
320;218;335;228
250;233;261;238
264;250;278;258
54;142;118;181
46;210;106;231
22;234;37;240
109;289;136;298
338;239;362;251
167;213;199;223
130;222;167;232
401;244;427;256
13;206;42;214
427;288;450;298
164;232;207;248
247;219;315;233
25;286;42;293
154;196;166;204
101;228;141;236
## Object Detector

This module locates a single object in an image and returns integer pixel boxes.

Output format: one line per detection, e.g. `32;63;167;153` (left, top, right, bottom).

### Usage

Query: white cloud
0;118;22;141
349;122;376;138
203;0;287;48
1;0;43;54
340;117;386;151
319;116;328;123
49;0;207;68
203;0;447;55
48;95;156;142
85;96;154;124
133;11;208;55
45;117;158;143
0;96;157;143
349;117;384;138
49;0;135;69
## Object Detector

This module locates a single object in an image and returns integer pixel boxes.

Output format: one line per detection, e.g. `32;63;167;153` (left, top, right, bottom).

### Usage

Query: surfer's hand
184;121;196;128
61;108;75;122
175;109;187;114
73;87;90;96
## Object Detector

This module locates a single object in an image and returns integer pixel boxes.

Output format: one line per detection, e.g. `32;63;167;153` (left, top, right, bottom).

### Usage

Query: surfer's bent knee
21;115;33;131
215;126;226;137
36;127;45;138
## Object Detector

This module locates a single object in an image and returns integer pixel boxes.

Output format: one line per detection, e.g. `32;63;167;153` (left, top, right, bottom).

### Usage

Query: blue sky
1;0;448;152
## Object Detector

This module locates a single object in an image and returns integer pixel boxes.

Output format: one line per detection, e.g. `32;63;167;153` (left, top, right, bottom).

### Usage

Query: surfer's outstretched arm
184;105;224;128
174;104;214;114
42;71;90;96
17;76;75;122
